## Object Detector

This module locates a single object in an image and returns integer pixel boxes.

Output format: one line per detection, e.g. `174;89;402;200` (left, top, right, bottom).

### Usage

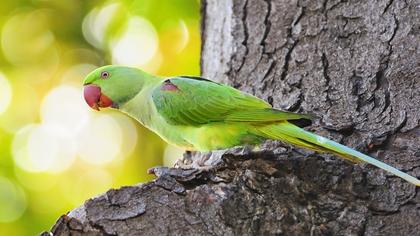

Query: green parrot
83;65;420;186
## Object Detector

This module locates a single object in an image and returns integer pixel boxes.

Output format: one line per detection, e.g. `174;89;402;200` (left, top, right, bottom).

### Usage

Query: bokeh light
26;124;76;173
111;112;138;156
78;115;123;165
160;20;190;54
0;72;12;115
82;3;124;50
0;0;200;235
111;16;159;66
0;177;27;223
1;10;59;81
41;85;90;138
0;81;40;133
12;124;76;173
61;64;99;86
2;10;57;65
12;124;40;172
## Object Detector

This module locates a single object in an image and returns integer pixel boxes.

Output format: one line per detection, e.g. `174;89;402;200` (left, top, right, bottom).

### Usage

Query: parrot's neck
119;82;161;128
118;79;195;150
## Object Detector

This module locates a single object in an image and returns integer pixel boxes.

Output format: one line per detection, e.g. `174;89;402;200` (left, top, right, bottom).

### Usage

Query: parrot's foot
174;146;263;172
174;161;214;172
174;146;259;170
174;151;217;172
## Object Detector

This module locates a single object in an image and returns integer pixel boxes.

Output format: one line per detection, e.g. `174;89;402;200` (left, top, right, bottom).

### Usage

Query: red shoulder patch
161;79;179;91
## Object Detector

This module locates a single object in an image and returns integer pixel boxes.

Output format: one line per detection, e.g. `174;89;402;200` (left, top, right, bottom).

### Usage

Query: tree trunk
43;0;420;235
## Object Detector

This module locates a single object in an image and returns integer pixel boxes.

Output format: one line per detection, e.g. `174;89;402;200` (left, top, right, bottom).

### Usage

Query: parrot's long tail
257;122;420;186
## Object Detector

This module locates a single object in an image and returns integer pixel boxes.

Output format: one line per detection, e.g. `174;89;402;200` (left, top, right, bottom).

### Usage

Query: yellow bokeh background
0;0;200;234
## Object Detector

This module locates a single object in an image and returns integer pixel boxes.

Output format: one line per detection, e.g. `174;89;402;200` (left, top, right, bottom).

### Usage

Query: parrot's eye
100;71;110;79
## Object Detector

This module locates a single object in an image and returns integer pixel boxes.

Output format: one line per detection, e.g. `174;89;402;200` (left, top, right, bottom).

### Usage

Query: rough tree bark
43;0;419;235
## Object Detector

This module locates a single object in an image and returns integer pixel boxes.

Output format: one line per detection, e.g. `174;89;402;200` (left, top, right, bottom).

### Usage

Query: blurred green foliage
0;0;200;235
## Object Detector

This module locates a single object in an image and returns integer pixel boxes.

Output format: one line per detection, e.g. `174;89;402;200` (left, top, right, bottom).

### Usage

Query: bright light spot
111;16;158;66
138;50;163;74
112;113;138;157
61;63;98;86
0;72;12;115
27;125;76;173
13;84;137;171
12;124;76;173
163;144;185;167
78;115;122;165
1;10;59;70
161;20;190;54
12;124;36;171
82;3;122;49
0;177;27;223
175;20;190;53
0;81;39;134
40;85;90;138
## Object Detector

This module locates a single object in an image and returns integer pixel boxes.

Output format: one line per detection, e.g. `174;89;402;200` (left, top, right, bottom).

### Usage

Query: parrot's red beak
83;84;113;111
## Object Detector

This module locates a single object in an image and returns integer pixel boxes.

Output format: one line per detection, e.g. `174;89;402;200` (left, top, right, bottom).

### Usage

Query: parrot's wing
225;109;313;123
151;76;312;126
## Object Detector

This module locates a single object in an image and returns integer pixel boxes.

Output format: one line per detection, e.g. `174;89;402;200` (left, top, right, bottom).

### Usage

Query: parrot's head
83;65;149;110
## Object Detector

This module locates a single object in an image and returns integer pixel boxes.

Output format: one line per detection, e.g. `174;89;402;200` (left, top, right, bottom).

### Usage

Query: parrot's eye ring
101;71;110;79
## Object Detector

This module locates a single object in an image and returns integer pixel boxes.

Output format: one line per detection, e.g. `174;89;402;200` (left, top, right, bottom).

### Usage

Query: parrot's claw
174;162;214;173
174;159;190;169
174;159;212;171
174;152;215;172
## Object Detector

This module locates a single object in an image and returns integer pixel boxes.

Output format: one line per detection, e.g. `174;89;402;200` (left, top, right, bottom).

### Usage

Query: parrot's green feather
226;109;313;123
83;65;420;186
152;77;311;126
